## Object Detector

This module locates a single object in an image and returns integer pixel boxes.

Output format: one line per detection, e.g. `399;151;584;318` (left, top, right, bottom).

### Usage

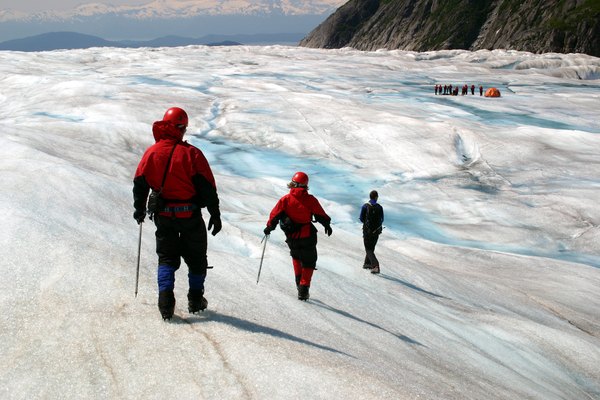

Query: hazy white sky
2;0;147;12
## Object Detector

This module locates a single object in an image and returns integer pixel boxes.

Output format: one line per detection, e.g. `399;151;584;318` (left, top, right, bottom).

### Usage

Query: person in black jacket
359;190;384;274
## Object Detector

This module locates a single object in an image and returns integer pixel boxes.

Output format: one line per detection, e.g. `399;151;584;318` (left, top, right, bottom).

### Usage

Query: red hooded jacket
267;187;330;239
133;121;219;218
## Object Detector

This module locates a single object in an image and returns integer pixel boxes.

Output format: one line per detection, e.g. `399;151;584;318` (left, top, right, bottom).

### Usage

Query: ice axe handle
257;234;269;284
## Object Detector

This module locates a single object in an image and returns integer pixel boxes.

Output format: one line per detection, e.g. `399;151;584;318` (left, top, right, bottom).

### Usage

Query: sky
0;45;599;399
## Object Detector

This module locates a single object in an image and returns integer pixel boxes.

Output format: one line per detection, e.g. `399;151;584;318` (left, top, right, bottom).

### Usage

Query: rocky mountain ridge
299;0;600;56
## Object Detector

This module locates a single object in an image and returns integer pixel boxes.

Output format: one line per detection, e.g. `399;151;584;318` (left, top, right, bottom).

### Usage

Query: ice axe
135;222;143;297
256;234;269;284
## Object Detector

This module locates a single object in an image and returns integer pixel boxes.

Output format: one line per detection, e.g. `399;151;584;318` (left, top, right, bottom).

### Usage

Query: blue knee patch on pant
157;265;177;292
188;273;206;291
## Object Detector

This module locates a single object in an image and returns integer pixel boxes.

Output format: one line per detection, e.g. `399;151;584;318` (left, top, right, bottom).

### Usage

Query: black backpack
363;203;382;235
279;215;302;234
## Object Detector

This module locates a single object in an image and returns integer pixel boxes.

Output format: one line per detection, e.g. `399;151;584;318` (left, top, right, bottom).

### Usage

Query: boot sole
188;299;208;313
160;309;175;320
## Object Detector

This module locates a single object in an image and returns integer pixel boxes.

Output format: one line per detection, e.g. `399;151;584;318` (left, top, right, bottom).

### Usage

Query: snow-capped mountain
0;0;346;42
0;0;346;21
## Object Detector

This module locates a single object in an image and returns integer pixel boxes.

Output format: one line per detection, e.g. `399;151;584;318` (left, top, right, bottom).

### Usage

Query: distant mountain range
300;0;600;57
0;31;309;51
0;0;346;43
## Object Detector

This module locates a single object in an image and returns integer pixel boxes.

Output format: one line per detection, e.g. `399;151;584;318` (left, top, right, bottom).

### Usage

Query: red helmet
162;107;188;128
289;171;309;188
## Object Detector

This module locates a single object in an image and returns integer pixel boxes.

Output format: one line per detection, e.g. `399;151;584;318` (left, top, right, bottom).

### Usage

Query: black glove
208;215;222;236
324;224;333;236
263;225;275;236
133;210;146;224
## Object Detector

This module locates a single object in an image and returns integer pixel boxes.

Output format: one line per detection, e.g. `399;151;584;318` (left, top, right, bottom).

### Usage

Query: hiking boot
371;266;380;274
188;289;208;313
297;285;310;301
158;290;175;320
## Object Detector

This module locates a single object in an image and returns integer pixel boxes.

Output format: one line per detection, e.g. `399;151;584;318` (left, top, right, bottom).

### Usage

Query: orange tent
484;87;501;97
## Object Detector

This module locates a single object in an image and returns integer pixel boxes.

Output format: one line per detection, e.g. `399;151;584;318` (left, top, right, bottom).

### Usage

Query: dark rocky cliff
299;0;600;56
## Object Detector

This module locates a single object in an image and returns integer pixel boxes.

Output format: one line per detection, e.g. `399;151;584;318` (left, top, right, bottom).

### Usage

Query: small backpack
363;203;382;235
279;214;302;234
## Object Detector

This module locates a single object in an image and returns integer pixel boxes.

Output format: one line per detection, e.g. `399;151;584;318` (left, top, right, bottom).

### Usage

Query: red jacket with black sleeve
266;187;331;239
133;121;219;218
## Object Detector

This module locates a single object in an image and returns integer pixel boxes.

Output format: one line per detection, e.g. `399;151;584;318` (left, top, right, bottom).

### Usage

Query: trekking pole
135;222;143;297
256;234;269;284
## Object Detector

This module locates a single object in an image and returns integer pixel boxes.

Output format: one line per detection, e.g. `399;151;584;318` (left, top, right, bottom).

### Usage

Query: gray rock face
300;0;600;56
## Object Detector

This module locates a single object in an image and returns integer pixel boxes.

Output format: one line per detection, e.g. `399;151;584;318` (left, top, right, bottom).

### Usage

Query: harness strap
158;143;178;193
161;205;197;213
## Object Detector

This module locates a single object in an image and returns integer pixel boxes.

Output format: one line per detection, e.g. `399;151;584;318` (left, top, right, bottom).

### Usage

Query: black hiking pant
154;212;208;276
286;234;318;269
363;233;380;267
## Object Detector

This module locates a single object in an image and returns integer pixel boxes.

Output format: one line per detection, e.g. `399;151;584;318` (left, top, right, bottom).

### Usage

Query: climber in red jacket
264;172;332;301
133;107;221;320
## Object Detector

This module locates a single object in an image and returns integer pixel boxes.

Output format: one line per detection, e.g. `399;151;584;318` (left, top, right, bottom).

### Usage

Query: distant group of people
435;84;484;96
133;107;386;320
